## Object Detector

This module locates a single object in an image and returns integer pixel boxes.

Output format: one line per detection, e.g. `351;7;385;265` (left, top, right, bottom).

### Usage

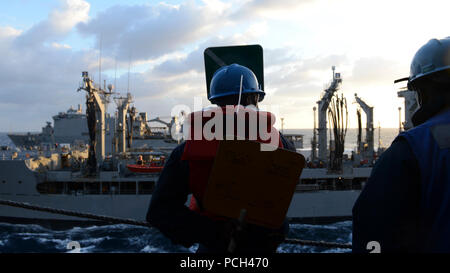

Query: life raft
126;164;164;173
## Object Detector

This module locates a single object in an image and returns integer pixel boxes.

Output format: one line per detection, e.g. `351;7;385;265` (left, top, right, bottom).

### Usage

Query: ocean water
1;128;400;152
0;131;368;253
0;221;352;253
282;128;399;150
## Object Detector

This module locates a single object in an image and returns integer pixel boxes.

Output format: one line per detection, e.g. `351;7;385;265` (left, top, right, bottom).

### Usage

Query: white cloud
151;34;263;77
52;42;72;49
0;1;94;130
77;1;230;62
15;0;90;47
347;57;406;86
231;0;315;20
0;26;22;38
51;0;90;31
0;0;440;131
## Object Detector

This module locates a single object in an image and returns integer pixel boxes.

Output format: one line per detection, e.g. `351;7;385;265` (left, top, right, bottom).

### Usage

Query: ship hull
7;133;43;148
0;191;358;228
0;195;151;229
0;160;361;228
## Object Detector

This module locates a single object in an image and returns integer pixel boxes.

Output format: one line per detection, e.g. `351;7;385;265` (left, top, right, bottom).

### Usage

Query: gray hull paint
0;160;361;225
287;191;360;219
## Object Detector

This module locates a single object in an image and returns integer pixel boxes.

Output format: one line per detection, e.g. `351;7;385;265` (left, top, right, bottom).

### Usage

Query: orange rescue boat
127;156;166;173
126;164;164;173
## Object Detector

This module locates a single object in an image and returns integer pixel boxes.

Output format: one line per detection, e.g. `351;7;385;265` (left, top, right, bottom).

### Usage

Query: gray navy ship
8;103;179;153
0;68;416;227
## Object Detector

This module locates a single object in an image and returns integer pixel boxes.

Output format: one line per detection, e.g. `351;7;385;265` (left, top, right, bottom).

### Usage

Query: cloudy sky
1;0;449;131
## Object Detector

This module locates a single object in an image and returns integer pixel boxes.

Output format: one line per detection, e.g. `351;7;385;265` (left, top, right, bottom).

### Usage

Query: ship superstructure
397;86;418;131
0;69;364;226
8;100;178;152
52;105;88;144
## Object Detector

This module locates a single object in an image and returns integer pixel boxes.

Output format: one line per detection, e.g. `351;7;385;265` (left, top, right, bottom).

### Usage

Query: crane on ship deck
316;66;342;163
354;93;374;161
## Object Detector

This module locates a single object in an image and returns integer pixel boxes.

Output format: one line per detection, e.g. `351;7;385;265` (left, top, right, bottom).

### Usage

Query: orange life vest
181;106;284;218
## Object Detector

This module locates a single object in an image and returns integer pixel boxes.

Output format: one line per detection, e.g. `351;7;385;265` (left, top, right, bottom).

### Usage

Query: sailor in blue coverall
146;64;296;253
353;37;450;253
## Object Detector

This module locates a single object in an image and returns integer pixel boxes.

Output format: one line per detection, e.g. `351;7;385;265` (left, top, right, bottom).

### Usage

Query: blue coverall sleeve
146;143;225;249
352;137;421;252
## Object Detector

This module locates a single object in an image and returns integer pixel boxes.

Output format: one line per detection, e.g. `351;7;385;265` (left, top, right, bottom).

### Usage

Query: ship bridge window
138;181;155;194
120;182;136;195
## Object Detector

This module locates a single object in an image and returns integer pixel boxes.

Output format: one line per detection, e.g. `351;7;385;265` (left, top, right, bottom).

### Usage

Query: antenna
127;52;131;93
236;74;243;113
114;56;117;92
99;33;103;90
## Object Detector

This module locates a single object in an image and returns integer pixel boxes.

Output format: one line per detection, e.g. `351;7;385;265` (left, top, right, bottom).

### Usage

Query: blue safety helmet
410;37;450;83
208;63;265;103
395;37;450;87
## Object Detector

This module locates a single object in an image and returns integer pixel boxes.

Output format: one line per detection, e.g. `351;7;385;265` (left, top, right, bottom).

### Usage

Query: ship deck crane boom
77;71;107;173
354;93;374;159
148;117;171;127
317;66;342;161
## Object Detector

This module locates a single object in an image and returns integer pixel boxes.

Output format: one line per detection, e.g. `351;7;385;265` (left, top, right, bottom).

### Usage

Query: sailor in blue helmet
352;37;450;253
208;63;265;104
146;63;296;253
